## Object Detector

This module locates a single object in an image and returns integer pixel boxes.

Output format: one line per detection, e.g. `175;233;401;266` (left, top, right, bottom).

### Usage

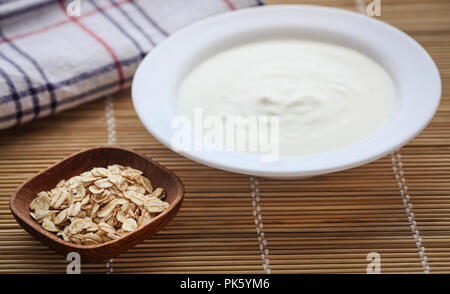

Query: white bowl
132;5;441;179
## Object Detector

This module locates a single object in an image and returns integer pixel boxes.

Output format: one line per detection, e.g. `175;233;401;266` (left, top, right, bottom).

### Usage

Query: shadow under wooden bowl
10;146;184;262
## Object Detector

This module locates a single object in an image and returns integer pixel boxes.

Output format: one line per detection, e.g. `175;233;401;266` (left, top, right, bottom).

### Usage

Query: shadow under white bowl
132;5;441;179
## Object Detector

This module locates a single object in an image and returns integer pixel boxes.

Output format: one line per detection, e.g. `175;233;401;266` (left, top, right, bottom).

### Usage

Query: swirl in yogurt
177;39;396;156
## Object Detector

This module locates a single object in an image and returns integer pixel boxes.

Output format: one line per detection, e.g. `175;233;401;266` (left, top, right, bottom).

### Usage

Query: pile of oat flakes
29;164;169;245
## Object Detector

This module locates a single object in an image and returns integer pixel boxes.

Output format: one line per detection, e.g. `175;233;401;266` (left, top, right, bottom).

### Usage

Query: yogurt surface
177;39;396;156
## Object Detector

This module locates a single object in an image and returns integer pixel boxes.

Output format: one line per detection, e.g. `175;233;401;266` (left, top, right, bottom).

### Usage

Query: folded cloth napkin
0;0;262;130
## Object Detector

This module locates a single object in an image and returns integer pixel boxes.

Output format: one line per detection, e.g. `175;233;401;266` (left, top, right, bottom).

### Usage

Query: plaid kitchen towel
0;0;262;130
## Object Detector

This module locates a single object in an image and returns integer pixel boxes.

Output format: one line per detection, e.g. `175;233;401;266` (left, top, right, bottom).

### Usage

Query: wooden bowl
10;146;184;262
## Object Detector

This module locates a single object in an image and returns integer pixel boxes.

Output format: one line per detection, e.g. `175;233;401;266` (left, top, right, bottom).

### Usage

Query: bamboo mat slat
0;0;449;273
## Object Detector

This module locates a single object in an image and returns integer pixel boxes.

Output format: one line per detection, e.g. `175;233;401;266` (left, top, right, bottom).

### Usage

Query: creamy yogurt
177;39;396;157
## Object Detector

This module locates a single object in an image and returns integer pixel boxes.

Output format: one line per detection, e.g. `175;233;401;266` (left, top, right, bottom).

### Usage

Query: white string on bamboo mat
355;0;367;14
250;176;271;274
391;151;430;273
105;95;116;273
105;95;117;147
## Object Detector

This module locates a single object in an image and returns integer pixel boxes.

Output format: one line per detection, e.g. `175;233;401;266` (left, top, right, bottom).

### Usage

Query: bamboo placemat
0;0;449;274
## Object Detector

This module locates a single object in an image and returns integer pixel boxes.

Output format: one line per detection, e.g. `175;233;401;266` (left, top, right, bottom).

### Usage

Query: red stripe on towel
0;0;132;46
58;0;125;89
223;0;236;10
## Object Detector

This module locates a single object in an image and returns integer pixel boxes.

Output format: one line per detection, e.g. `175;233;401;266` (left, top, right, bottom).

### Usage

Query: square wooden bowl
10;146;184;262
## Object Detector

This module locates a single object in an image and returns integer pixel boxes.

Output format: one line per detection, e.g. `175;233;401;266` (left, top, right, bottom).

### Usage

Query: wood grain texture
0;0;449;273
